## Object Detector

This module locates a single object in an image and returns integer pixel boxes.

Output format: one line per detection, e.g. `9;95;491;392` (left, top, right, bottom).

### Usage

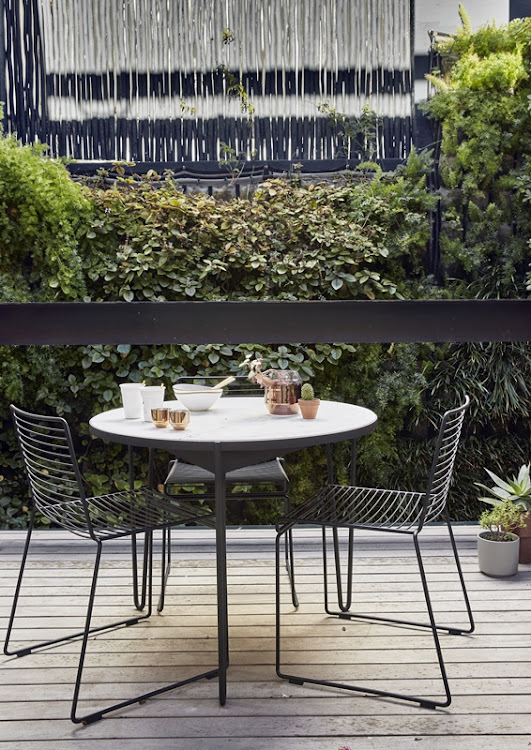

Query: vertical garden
0;10;530;528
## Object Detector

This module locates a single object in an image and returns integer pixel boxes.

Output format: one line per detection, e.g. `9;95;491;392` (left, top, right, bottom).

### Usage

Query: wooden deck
1;525;530;749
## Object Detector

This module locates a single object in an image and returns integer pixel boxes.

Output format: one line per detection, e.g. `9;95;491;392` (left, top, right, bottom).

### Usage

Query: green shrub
78;154;435;304
423;10;531;296
0;133;91;302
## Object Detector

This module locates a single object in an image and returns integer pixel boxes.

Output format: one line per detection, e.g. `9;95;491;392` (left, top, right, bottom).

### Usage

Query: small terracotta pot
515;513;531;564
298;398;320;420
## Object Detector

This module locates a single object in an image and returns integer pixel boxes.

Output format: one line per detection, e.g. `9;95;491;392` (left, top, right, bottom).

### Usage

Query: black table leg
214;443;228;705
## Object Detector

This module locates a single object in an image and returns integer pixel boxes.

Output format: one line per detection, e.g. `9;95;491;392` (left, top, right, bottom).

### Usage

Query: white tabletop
89;396;377;472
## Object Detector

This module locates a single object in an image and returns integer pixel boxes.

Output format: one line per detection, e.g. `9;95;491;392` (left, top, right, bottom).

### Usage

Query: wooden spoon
212;376;236;390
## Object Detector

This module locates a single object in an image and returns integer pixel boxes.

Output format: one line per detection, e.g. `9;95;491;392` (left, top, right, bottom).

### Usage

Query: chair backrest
422;395;470;525
10;405;91;533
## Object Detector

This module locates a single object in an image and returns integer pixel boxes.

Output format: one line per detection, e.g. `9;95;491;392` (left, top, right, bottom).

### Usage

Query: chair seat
40;489;213;540
283;483;431;532
165;458;289;487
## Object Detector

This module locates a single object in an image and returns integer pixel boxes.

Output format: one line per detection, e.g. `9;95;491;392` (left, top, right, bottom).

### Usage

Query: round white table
89;396;378;704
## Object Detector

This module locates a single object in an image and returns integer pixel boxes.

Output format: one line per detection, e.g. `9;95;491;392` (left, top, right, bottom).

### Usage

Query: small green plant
300;383;315;400
476;463;531;511
479;499;527;541
317;101;378;160
221;26;235;45
217;64;255;116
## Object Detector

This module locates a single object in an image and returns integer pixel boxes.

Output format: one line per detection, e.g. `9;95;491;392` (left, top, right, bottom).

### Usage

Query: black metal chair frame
4;405;218;725
276;396;475;709
155;376;298;608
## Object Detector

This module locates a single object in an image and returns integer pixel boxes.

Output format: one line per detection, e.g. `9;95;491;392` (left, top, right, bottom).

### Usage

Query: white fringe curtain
31;0;413;160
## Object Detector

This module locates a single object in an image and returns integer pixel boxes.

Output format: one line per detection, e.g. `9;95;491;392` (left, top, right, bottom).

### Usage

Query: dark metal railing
1;300;529;346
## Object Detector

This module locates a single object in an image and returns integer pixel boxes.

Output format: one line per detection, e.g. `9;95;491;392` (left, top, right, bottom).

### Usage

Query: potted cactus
477;500;527;577
298;383;320;419
476;463;531;563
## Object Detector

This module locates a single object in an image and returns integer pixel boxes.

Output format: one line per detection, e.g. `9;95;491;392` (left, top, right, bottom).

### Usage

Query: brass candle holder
151;408;170;428
169;410;190;430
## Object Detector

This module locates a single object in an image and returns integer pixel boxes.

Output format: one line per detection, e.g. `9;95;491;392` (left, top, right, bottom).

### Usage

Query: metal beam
0;300;529;345
0;0;7;132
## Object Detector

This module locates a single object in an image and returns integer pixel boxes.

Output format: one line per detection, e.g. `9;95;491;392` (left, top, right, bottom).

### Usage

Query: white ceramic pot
477;531;520;577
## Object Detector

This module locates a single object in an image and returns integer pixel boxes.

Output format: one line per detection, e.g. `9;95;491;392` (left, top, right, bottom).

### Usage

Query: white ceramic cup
119;383;144;419
140;386;165;422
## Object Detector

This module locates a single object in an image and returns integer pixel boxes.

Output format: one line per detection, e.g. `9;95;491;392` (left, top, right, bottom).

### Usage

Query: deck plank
0;525;530;747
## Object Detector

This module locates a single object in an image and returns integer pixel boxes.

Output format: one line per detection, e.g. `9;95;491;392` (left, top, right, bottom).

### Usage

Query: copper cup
151;408;170;428
169;410;190;430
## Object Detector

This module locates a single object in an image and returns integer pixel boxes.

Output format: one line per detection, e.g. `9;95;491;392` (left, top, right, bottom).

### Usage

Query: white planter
478;531;520;577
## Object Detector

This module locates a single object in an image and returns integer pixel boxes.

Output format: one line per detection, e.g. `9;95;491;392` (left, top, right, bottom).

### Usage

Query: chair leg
412;533;452;708
443;507;475;634
4;512;35;657
324;523;474;636
282;494;298;608
329;526;354;612
284;528;298;608
325;479;354;612
276;524;460;709
5;528;153;660
72;535;218;724
131;531;150;611
129;446;149;611
275;528;286;678
157;526;172;612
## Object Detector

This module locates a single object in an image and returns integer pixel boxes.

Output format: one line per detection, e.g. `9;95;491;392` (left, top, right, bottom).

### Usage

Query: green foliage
479;498;527;540
476;463;531;511
0;133;91;301
420;17;531;515
77;153;434;305
423;15;531;296
317;102;379;160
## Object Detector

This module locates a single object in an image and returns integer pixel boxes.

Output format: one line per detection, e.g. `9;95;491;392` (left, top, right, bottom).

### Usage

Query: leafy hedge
423;8;531;296
80;158;433;304
1;11;530;527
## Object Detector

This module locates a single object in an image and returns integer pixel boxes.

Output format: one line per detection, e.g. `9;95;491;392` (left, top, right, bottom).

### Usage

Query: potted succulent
298;383;320;419
476;463;531;563
477;500;527;577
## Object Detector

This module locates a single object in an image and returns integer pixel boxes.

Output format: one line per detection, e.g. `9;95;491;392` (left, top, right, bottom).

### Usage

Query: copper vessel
256;369;302;415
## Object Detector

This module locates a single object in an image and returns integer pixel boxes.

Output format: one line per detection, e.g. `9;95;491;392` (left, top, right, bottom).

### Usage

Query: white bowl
172;385;223;411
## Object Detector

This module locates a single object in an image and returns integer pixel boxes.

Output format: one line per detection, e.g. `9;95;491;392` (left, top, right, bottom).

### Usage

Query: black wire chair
4;405;218;725
276;395;474;709
160;376;298;608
